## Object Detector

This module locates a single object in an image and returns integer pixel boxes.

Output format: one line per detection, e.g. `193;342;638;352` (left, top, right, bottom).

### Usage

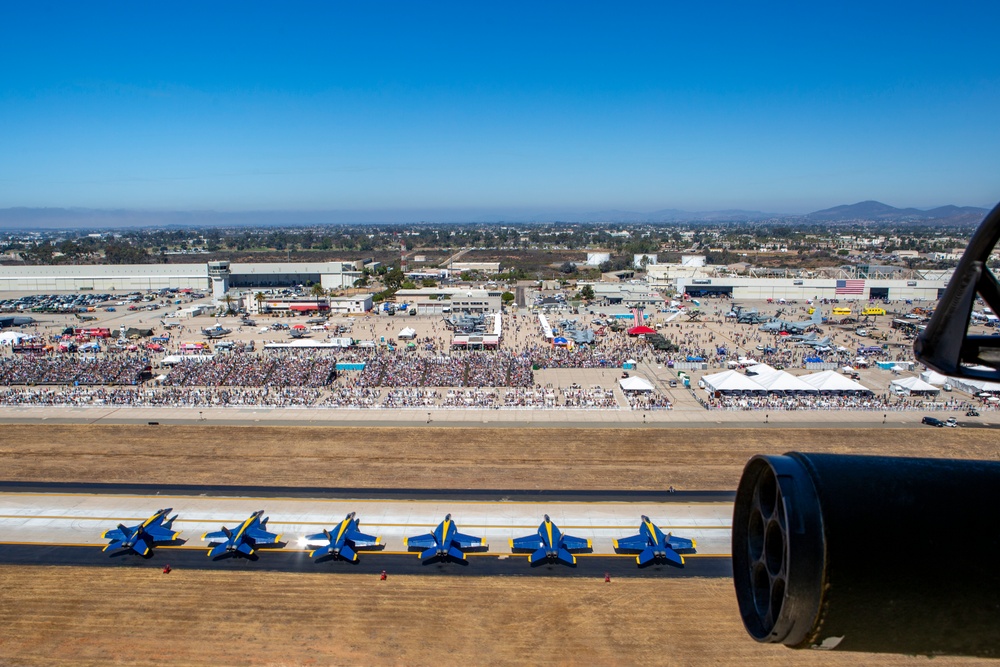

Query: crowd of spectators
624;392;673;411
699;393;986;412
354;351;535;388
161;352;337;388
0;354;147;385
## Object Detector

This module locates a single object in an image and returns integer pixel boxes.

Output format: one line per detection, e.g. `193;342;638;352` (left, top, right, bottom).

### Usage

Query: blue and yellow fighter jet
510;515;592;566
102;508;181;556
613;515;696;567
202;510;282;559
404;514;487;562
305;512;381;562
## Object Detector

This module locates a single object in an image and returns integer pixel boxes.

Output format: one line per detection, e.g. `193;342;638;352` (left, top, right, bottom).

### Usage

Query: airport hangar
0;260;375;301
645;263;952;302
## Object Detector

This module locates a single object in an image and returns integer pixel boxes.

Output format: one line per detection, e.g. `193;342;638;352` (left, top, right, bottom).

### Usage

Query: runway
0;486;734;577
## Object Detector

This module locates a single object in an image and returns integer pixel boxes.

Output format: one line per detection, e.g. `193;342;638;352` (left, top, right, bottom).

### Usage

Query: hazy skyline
2;2;999;215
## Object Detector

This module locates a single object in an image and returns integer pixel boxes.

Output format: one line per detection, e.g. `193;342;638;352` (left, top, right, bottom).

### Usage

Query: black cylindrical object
732;452;1000;658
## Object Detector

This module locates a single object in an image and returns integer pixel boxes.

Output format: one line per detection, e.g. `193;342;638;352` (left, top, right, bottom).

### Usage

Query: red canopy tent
627;325;656;336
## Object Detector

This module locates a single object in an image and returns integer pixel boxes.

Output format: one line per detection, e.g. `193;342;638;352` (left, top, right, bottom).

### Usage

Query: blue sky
2;1;999;216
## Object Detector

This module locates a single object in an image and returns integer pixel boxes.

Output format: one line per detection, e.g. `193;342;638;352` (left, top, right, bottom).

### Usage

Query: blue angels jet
613;515;696;567
102;508;181;556
510;515;592;566
305;512;381;562
202;510;282;558
404;514;487;562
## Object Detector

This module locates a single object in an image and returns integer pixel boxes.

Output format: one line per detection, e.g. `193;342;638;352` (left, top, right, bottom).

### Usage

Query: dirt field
1;424;996;666
0;567;990;667
1;424;997;490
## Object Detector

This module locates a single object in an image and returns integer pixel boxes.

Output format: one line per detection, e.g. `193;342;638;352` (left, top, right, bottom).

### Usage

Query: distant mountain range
0;201;989;230
805;200;988;224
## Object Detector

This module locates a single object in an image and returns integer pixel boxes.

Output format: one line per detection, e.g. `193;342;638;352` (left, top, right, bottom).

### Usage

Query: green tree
501;291;515;305
579;284;595;300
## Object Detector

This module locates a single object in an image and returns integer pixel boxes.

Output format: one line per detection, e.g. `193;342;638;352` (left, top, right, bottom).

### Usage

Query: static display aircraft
797;335;832;348
759;310;823;334
510;515;592;566
305;512;381;562
102;508;181;556
202;510;282;558
404;513;487;562
201;324;232;339
613;515;696;567
727;305;770;325
0;315;36;329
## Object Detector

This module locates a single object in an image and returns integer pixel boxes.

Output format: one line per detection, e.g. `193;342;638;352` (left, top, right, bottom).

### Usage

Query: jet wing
345;529;380;548
560;535;592;551
304;532;330;543
202;530;230;542
510;535;544;551
613;534;648;551
246;527;281;544
453;532;486;549
101;527;128;541
666;534;696;551
404;533;437;550
144;526;180;541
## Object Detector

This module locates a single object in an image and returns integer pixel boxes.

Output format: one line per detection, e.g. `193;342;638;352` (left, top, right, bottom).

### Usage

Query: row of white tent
703;365;871;394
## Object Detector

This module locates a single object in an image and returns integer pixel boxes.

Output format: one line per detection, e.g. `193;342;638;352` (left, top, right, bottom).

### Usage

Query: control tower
207;261;231;305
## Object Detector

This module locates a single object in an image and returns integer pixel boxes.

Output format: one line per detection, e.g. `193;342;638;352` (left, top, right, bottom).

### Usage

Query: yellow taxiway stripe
0;492;733;507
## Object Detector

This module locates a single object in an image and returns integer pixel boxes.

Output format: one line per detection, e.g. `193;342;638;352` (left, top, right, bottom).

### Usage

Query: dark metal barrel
732;452;1000;658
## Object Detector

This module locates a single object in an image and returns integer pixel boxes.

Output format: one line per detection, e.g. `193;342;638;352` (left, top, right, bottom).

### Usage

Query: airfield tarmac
0;490;733;557
2;424;998;665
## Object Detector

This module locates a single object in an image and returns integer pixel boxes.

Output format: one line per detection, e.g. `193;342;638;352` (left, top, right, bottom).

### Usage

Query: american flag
836;279;865;295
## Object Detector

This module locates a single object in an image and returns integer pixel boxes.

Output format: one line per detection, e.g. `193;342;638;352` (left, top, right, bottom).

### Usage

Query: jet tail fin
208;542;229;559
637;546;657;566
103;540;123;553
557;548;577;566
447;546;466;561
236;542;254;556
420;547;438;561
340;544;358;562
529;547;548;564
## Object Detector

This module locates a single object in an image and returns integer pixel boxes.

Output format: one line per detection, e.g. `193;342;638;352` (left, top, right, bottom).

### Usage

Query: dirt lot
0;567;989;667
1;424;996;666
1;424;997;490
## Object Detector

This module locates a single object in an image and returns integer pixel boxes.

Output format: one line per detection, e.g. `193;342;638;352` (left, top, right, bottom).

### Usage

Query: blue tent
553;336;569;345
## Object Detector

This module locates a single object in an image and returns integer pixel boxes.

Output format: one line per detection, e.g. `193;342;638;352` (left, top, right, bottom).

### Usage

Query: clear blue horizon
2;2;999;215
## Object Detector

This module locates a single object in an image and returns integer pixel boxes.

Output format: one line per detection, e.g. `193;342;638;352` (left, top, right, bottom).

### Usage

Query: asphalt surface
0;543;733;578
1;415;982;428
0;481;735;503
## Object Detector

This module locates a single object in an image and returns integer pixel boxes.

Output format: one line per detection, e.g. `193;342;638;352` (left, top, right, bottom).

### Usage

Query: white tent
751;370;818;393
799;370;870;393
397;327;417;339
947;375;1000;395
0;331;32;345
745;363;777;376
702;370;766;393
619;376;655;392
890;376;940;395
920;370;949;386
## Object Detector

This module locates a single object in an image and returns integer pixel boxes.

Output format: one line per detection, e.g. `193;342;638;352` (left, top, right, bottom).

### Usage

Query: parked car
921;416;944;427
966;409;980;417
944;417;959;427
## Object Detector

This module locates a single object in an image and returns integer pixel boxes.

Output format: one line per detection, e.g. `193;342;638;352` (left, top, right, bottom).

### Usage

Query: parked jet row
100;511;696;567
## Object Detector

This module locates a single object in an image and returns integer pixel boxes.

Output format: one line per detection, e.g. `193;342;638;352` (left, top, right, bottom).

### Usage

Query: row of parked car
921;413;979;427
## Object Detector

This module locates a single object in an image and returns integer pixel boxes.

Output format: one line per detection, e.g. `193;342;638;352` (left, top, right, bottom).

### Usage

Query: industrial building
0;260;376;300
646;263;951;302
392;287;503;315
